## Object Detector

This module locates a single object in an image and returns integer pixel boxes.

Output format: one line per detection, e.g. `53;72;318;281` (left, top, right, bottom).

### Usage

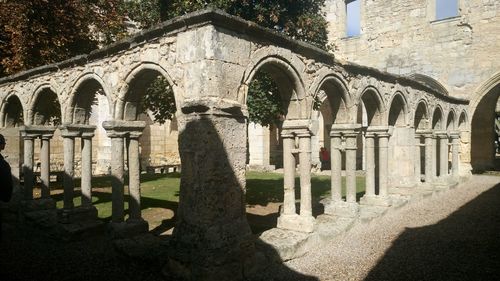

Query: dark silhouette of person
0;134;13;241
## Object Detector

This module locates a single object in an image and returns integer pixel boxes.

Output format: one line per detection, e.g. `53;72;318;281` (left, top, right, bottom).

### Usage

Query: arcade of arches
0;10;486;280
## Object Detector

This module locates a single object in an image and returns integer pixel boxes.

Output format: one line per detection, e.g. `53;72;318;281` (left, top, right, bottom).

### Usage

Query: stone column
62;135;75;209
281;133;296;216
40;134;52;199
431;133;438;181
298;131;312;218
363;132;376;198
414;134;422;184
329;131;342;202
437;132;449;178
127;129;147;229
110;135;125;223
450;132;460;178
80;134;93;207
378;130;391;199
344;131;358;204
21;134;35;200
424;133;433;184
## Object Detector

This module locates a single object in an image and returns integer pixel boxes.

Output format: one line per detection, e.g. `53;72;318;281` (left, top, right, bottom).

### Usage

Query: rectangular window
436;0;458;20
346;0;361;37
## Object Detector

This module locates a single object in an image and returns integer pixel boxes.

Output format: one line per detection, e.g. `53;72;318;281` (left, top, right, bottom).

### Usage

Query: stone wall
324;0;500;100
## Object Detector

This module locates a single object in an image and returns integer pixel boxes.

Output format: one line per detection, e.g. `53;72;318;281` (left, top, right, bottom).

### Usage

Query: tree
0;0;127;76
125;0;328;126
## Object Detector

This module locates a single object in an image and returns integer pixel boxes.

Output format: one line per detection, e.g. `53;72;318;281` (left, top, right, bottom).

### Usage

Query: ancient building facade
324;0;500;170
0;10;469;280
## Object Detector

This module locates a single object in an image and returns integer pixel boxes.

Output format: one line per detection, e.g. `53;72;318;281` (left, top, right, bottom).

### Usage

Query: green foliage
247;72;284;127
141;76;176;124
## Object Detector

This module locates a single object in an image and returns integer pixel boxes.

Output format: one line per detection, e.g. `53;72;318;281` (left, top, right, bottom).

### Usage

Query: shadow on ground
364;182;500;281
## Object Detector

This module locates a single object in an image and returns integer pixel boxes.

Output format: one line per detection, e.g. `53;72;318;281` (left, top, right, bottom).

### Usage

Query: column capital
59;124;97;138
20;125;57;139
102;120;146;139
282;119;312;137
448;131;460;139
433;131;448;138
367;125;393;137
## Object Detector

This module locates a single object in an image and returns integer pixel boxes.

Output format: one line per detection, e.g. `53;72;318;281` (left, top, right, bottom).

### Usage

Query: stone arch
446;109;457;131
240;54;307;120
0;92;24;127
408;73;449;96
66;72;113;124
29;83;62;125
115;62;179;121
387;91;408;127
311;73;353;124
458;110;468;130
414;99;430;130
431;104;445;130
358;86;385;126
470;72;500;171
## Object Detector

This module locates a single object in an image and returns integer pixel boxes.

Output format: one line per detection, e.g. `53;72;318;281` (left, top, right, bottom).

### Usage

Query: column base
277;214;315;233
59;205;98;224
360;195;392;207
433;176;458;189
109;219;149;239
323;200;359;218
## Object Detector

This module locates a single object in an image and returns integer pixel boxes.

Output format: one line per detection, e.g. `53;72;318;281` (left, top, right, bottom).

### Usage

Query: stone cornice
19;126;57;138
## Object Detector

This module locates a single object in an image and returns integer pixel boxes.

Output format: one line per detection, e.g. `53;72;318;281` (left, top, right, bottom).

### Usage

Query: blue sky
436;0;458;20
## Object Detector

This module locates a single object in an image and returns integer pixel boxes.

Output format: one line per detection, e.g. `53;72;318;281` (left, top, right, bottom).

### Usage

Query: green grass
50;171;365;225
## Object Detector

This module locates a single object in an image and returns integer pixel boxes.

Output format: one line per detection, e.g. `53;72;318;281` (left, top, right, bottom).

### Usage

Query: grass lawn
46;171;365;234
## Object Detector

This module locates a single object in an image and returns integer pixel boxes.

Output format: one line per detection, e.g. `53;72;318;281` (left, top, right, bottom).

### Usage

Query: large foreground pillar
169;101;254;280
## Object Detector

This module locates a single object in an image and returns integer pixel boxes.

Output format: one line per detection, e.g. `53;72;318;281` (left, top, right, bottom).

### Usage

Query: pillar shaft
23;137;35;200
344;133;358;203
282;136;296;216
378;134;390;197
414;135;422;183
81;137;93;207
63;137;75;209
365;134;376;196
451;135;460;177
127;136;142;221
110;136;125;223
40;137;51;198
330;134;342;202
431;135;438;180
299;134;312;217
424;135;433;183
439;135;449;177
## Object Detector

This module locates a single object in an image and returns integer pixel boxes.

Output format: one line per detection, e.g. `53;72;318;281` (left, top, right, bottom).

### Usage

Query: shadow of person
364;182;500;281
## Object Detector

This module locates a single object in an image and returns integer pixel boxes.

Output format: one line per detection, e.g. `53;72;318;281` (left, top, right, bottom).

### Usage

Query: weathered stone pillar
169;101;253;280
344;131;358;204
106;130;125;223
80;131;94;207
450;132;460;178
437;132;449;178
424;133;433;184
298;131;312;218
378;130;391;198
364;131;376;197
277;120;314;232
60;130;77;209
414;133;422;184
325;124;360;217
21;133;35;200
126;128;147;233
329;131;342;202
281;132;296;216
40;134;53;199
431;133;438;180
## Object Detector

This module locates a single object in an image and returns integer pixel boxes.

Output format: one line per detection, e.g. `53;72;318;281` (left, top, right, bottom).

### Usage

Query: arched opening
0;94;24;188
432;106;445;177
471;83;500;171
447;110;456;131
387;93;412;187
30;88;63;200
120;67;179;232
414;101;429;182
244;58;307;234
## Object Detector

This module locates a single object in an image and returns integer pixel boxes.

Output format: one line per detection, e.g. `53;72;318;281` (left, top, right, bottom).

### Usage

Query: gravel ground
267;174;500;281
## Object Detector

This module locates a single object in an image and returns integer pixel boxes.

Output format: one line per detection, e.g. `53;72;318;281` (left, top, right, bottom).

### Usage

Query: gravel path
268;174;500;281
